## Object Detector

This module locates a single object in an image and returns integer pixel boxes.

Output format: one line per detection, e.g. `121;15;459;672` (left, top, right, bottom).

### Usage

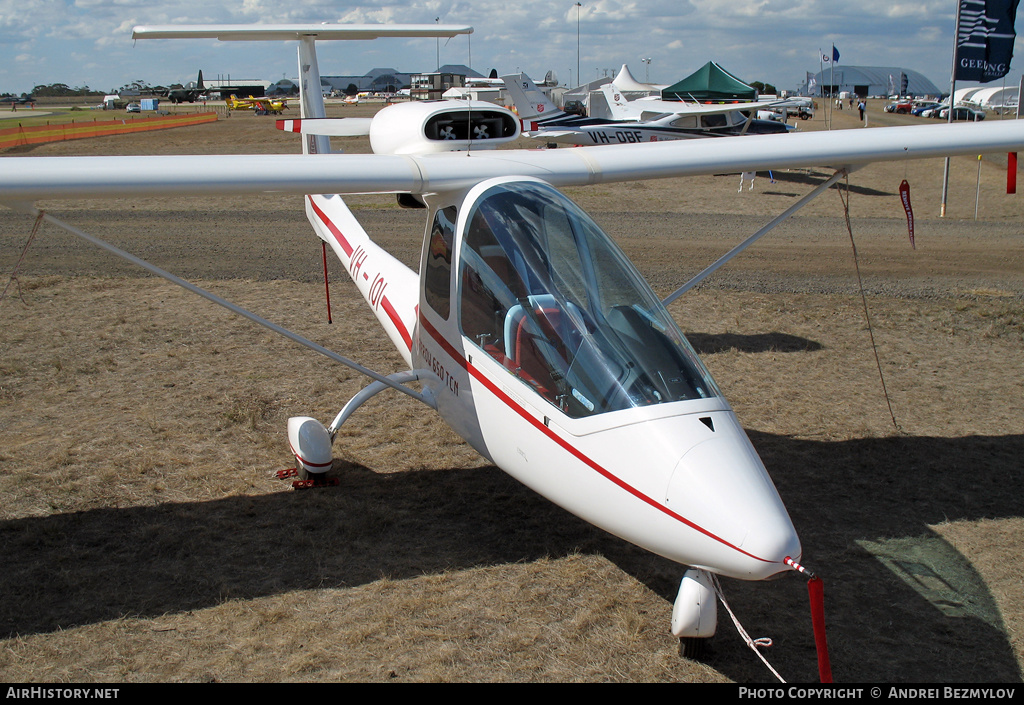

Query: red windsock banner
899;179;915;250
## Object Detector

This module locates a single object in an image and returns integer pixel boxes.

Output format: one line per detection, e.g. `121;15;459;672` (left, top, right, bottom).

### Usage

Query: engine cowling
369;100;520;155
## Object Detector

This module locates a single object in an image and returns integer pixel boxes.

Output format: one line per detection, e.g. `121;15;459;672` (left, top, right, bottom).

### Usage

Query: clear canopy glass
459;181;720;418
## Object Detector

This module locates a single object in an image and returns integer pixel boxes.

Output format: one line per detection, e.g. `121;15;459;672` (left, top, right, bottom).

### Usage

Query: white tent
954;86;987;104
965;85;1018;109
612;64;665;93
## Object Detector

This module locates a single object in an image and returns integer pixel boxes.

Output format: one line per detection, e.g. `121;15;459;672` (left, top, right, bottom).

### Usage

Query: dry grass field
1;101;1022;683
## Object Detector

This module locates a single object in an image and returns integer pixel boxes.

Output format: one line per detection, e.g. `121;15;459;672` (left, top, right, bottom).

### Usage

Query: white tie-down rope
711;574;787;683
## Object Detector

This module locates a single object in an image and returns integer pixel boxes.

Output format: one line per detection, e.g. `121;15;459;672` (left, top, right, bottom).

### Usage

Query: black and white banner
956;0;1021;82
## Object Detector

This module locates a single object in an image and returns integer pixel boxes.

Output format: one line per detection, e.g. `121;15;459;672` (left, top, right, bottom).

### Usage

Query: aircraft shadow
762;169;895;197
695;431;1024;683
2;433;1021;683
686;331;822;355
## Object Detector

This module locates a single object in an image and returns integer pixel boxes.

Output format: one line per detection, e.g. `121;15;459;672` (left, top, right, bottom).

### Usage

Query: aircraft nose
665;422;801;580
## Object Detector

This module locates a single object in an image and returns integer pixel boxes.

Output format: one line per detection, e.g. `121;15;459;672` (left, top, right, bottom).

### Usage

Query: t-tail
132;24;473;155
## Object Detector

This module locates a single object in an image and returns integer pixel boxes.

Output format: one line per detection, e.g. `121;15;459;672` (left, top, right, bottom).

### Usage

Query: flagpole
941;0;965;217
830;44;835;129
818;50;826;127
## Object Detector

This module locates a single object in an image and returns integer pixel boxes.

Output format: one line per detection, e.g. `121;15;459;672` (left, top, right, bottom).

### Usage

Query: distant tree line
24;80;173;98
29;83;101;97
750;81;779;96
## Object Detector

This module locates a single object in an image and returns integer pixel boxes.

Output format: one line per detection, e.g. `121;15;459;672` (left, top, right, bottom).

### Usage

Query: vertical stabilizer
600;83;640;120
298;37;330;155
501;73;568;124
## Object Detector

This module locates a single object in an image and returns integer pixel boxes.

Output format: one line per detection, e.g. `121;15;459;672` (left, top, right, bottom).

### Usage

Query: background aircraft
227;94;289;114
167;70;207;103
503;73;789;145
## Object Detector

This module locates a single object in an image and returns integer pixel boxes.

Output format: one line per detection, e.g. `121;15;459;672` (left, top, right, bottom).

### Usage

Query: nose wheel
679;636;710;660
671;569;717;659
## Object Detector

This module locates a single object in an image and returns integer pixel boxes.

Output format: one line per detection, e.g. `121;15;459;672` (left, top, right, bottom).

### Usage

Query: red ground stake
808;576;833;683
322;241;333;324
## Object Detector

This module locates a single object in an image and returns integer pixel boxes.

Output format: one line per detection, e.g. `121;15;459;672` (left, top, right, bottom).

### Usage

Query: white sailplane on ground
3;22;1023;679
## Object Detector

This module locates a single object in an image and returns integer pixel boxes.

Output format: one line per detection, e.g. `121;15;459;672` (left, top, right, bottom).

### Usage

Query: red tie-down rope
1;210;45;305
786;556;833;683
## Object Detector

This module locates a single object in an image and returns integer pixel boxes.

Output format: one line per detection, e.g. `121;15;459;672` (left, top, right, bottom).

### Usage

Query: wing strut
19;207;435;408
661;168;849;305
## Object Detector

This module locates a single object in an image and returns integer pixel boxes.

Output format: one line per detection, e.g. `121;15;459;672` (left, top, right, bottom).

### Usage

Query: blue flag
955;0;1020;82
832;45;840;63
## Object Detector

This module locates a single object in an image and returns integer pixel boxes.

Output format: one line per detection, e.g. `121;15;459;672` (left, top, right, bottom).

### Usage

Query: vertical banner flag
955;0;1021;82
899;180;916;250
832;45;840;63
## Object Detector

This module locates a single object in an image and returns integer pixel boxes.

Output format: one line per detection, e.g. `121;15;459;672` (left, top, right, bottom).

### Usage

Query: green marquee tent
661;62;757;102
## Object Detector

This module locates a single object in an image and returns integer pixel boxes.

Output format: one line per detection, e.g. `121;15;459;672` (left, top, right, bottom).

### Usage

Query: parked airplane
504;73;789;146
167;70;207;103
227;94;289;114
4;23;1024;679
606;86;814;124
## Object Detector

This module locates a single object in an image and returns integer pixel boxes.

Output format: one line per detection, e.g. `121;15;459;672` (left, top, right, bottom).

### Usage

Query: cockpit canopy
456;180;720;418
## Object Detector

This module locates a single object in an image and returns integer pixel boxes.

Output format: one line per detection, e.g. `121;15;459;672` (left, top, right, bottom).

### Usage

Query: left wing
3;121;1024;202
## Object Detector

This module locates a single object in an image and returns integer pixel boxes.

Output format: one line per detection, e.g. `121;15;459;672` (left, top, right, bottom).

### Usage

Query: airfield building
321;68;412;96
321;65;485;97
804;66;942;98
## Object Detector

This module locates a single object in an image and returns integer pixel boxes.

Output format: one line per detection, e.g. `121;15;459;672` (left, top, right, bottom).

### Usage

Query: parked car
884;100;914;114
940;106;985;121
921;104;948;118
563;100;586;117
125;102;141;113
911;102;942;116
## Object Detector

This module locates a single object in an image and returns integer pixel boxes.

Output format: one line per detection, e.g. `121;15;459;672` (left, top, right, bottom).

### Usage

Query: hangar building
805;66;942;98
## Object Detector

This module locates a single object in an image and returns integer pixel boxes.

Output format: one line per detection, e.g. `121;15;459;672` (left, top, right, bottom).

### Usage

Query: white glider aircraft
504;73;789;146
4;24;1024;670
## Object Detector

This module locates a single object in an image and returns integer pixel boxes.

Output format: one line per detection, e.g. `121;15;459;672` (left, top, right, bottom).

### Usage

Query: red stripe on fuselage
418;313;771;566
382;295;412;351
309;196;412;352
307;196;353;257
419;314;467;371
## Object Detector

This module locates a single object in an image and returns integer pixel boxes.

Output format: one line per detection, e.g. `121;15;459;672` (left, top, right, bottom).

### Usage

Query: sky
1;1;1021;96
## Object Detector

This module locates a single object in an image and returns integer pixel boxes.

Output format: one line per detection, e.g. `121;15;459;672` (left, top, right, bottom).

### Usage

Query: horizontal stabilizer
132;23;473;41
523;130;579;139
277;118;373;137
